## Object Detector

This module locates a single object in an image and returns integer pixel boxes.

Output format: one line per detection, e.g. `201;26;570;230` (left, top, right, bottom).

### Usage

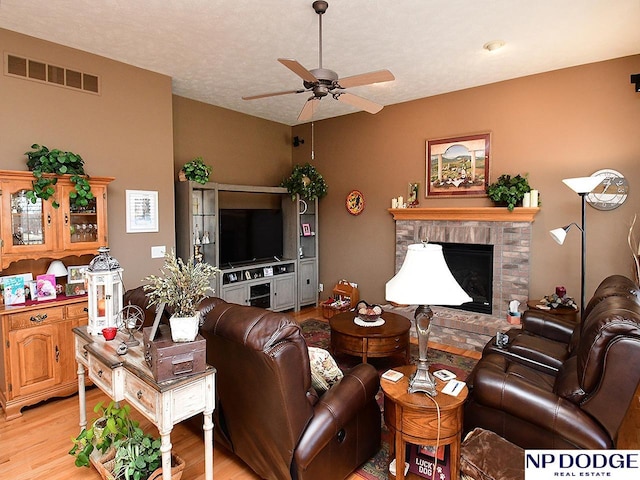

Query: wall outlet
318;283;323;292
151;245;166;258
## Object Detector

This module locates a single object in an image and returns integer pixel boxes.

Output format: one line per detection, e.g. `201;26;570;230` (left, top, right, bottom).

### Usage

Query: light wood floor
1;307;637;480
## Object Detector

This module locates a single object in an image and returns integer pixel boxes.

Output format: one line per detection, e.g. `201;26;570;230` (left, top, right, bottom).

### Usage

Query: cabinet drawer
8;306;64;330
74;334;90;367
124;374;159;423
66;302;89;319
368;335;409;351
89;357;114;397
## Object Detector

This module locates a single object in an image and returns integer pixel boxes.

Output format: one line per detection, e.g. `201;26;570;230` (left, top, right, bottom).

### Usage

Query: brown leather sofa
482;275;640;374
464;275;640;449
124;288;381;480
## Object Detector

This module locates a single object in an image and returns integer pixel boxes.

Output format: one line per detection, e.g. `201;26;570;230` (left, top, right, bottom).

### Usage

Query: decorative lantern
86;247;124;335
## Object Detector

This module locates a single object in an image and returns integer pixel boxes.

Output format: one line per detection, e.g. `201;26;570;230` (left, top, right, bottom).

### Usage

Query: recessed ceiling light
483;40;505;52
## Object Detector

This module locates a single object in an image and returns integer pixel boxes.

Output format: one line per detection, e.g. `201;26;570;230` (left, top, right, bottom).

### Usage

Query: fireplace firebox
437;242;494;314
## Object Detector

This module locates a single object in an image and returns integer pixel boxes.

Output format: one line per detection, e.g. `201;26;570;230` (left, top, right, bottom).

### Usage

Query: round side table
381;364;468;480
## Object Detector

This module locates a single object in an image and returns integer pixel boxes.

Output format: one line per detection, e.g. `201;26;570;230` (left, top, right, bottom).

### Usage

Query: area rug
300;319;478;480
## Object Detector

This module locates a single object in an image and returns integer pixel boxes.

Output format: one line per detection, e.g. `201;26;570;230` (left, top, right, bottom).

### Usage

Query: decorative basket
90;449;185;480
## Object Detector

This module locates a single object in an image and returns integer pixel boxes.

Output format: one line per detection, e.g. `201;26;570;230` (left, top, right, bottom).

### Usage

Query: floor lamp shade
385;243;472;306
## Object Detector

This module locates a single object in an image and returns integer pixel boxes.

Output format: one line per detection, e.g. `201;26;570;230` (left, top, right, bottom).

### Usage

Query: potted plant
179;156;212;184
280;163;328;201
69;401;137;468
24;143;94;210
143;250;220;342
486;173;531;211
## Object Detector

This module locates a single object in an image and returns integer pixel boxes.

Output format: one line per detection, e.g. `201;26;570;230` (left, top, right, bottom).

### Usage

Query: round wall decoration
346;190;365;215
585;169;629;211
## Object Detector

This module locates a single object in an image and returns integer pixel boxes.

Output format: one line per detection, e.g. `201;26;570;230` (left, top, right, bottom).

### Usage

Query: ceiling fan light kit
242;1;394;122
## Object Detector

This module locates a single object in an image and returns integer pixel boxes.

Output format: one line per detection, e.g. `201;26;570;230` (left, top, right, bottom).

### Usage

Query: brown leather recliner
482;275;640;374
464;280;640;450
197;297;381;480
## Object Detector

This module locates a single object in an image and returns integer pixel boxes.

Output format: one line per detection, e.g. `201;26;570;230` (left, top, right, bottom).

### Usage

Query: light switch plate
151;245;166;258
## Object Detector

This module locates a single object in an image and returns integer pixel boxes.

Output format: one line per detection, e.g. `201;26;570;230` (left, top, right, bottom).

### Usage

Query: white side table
74;326;215;480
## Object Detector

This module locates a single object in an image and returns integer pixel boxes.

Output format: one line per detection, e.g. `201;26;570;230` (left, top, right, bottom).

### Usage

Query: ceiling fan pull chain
311;122;315;161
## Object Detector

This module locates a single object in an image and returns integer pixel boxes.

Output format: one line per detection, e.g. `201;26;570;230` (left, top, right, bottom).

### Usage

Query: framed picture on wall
426;133;490;197
126;190;159;233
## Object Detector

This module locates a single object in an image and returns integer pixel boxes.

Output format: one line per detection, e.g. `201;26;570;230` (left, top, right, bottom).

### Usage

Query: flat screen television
219;208;284;266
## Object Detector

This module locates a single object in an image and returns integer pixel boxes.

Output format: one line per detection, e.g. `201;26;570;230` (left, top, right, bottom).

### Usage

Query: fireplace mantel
388;206;540;223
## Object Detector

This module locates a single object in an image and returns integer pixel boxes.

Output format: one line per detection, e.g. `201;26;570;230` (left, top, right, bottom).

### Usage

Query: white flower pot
169;314;200;342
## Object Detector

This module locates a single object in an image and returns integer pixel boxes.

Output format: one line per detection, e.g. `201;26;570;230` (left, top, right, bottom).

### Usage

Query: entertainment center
175;181;318;311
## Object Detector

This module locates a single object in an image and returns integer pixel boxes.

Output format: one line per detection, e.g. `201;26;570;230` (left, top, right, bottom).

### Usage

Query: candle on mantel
530;190;539;207
522;192;531;208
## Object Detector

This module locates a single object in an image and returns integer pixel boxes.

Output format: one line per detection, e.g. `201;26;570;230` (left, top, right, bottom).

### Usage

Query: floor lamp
385;242;471;395
549;176;602;321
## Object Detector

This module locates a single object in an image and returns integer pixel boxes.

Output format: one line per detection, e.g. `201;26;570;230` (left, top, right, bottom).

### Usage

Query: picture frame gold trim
426;133;490;197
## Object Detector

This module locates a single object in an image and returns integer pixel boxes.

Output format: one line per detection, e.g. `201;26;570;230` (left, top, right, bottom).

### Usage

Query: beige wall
293;55;640;307
0;28;175;288
173;96;292;186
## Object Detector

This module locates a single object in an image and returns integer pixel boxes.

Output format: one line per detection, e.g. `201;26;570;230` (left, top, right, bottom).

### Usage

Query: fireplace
388;207;539;350
437;242;494;315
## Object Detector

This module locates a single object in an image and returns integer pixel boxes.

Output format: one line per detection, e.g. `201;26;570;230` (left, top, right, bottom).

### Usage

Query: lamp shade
550;227;568;245
46;260;68;277
386;243;472;306
562;176;602;194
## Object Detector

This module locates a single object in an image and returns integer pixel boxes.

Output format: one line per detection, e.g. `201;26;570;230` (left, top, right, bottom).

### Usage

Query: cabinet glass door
192;188;216;265
2;182;54;254
61;184;105;251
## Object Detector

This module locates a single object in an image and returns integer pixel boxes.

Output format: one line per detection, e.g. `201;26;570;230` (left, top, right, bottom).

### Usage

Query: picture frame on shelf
263;266;274;277
67;265;89;284
426;132;490;197
302;223;312;236
66;283;86;297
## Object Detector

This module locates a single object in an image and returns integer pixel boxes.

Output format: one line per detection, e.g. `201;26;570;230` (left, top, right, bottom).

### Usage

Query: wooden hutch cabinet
0;170;114;269
0;170;113;419
0;297;88;420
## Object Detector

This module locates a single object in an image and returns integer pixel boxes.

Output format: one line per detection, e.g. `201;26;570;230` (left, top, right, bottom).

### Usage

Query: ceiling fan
242;1;395;122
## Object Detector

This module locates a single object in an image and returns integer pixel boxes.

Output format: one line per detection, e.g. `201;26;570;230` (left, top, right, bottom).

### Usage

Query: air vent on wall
4;53;100;94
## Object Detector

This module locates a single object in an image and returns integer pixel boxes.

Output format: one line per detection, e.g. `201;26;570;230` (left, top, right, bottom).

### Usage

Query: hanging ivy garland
280;163;328;201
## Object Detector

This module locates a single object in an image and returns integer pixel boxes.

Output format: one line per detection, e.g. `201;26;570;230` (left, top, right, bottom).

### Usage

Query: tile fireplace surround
388;207;540;351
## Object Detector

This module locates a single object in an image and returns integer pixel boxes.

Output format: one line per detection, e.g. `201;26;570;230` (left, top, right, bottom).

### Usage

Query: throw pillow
308;346;343;393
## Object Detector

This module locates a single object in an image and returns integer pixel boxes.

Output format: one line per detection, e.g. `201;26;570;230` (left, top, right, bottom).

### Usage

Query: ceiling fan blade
335;92;383;114
242;89;306;100
278;58;318;84
338;69;395;89
298;98;320;122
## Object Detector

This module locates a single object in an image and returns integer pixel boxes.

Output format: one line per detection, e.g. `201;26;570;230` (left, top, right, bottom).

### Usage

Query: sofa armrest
294;363;380;467
521;309;577;343
473;355;611;449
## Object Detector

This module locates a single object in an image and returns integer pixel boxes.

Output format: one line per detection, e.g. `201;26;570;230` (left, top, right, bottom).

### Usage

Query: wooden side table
381;364;468;480
73;326;215;480
329;310;411;363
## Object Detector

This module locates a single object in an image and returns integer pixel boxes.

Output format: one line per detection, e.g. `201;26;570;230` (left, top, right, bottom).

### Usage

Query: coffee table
329;310;411;363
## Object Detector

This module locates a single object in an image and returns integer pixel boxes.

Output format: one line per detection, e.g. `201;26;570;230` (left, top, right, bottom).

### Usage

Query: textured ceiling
1;0;639;126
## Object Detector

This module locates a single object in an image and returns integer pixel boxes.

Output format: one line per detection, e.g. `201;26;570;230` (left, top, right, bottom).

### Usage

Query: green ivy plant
181;156;212;184
25;143;94;210
112;428;162;480
486;174;531;211
69;401;137;468
280;163;328;201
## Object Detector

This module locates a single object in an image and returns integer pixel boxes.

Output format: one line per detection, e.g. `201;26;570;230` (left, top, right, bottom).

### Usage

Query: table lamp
549;176;601;321
46;260;68;294
386;242;472;395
